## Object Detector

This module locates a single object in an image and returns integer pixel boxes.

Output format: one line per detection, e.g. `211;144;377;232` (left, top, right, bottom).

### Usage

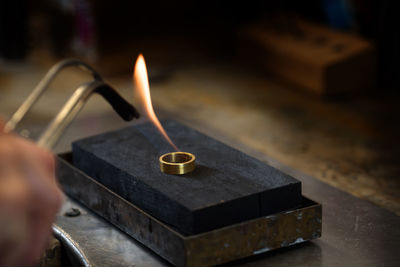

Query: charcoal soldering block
72;120;302;235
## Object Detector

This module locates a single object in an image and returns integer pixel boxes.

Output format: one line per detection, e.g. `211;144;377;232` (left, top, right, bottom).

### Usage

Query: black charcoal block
72;120;302;235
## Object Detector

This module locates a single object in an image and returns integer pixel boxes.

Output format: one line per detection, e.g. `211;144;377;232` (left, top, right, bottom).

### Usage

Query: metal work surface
56;199;165;266
52;117;400;267
55;160;400;267
56;153;321;266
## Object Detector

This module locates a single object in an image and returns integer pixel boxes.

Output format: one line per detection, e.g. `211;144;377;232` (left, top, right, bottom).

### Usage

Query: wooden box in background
240;19;376;95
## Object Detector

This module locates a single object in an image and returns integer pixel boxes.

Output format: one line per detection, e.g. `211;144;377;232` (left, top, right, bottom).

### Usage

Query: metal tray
57;153;322;267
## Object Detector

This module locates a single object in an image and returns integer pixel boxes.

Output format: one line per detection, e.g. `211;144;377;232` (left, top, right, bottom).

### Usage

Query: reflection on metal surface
52;224;91;267
56;198;166;267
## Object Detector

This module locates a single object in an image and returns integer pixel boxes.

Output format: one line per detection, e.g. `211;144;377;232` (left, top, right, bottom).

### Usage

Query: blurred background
0;0;399;215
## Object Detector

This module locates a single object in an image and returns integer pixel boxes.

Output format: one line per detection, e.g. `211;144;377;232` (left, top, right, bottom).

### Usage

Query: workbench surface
1;60;399;266
54;117;400;266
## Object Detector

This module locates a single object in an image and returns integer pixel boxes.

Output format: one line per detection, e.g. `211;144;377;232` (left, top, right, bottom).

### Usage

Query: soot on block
72;120;302;235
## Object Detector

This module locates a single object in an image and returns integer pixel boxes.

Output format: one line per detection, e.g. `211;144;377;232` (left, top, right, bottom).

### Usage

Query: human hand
0;119;63;267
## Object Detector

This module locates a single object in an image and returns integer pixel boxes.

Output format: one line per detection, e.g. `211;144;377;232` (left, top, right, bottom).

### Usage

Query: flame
133;54;179;151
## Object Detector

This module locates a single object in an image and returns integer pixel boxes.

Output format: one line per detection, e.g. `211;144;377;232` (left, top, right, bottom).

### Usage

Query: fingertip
41;149;55;174
22;139;55;175
0;118;5;134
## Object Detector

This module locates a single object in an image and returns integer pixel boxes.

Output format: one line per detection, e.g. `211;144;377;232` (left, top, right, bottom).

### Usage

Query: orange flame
133;54;179;151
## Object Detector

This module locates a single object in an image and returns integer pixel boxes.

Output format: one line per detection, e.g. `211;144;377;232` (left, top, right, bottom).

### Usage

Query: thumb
0;117;5;133
0;116;12;134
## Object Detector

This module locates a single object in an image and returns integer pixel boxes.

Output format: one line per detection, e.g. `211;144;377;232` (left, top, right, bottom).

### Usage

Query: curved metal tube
37;80;139;149
5;59;102;132
4;60;139;265
52;224;91;267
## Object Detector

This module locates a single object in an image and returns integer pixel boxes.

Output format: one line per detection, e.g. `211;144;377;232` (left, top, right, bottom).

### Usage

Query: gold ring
159;152;196;175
